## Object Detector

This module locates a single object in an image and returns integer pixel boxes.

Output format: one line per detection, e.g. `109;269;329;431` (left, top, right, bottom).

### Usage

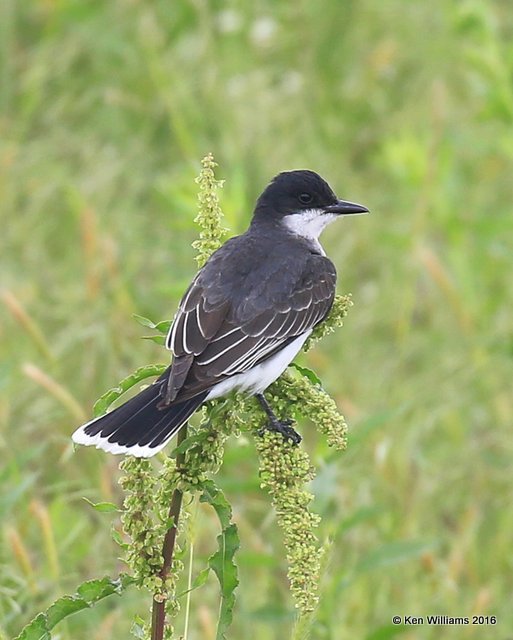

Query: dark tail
72;379;207;457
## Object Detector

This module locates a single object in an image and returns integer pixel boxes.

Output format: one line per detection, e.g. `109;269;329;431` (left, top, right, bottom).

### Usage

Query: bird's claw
258;418;302;445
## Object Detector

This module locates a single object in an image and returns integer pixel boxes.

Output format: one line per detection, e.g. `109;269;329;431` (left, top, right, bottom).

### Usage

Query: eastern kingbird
72;170;368;457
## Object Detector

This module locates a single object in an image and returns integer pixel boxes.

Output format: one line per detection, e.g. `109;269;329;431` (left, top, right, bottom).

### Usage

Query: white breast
206;330;312;400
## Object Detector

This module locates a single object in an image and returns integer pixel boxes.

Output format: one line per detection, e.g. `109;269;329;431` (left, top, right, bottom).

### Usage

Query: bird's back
195;225;337;324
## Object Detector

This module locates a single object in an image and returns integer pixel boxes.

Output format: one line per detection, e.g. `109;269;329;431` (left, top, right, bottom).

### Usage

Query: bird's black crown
253;170;338;219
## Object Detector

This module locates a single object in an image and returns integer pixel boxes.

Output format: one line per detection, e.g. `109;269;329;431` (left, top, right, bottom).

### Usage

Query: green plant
14;154;350;640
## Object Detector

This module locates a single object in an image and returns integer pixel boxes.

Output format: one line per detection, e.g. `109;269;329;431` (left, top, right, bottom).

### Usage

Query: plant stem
151;425;187;640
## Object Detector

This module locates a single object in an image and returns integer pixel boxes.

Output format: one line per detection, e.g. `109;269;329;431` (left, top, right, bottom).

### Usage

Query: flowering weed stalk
15;154;351;640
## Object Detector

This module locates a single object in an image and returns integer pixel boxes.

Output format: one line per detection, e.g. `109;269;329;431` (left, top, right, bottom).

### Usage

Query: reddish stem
150;425;187;640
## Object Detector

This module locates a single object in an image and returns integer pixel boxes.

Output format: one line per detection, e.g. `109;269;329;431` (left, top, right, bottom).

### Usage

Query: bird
72;170;368;457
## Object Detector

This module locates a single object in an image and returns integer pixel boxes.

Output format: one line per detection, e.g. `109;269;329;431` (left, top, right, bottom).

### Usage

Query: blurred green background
1;1;512;638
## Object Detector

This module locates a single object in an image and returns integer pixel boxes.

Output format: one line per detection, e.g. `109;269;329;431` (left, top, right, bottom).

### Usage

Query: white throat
281;208;338;255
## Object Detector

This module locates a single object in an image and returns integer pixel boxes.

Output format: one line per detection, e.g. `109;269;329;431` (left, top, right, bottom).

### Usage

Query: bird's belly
206;330;312;400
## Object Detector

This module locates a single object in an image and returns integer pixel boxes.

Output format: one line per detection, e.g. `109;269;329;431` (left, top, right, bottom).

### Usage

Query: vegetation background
1;1;512;638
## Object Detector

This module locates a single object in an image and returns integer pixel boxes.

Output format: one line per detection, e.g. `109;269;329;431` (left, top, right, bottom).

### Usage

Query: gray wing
165;251;336;401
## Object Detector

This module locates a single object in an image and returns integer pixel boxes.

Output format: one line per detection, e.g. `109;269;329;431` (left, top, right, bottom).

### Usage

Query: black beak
323;199;369;215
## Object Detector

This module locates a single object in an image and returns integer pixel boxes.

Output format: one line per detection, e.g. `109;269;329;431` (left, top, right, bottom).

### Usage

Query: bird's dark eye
298;193;313;205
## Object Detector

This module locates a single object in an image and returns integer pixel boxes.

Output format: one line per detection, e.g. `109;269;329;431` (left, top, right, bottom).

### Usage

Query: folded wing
164;252;336;402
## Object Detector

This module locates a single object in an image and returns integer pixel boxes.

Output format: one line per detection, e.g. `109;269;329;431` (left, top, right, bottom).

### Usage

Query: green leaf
191;566;211;590
14;614;50;640
14;575;135;639
211;524;240;640
82;498;119;512
46;596;89;628
200;480;240;640
288;362;322;386
171;432;210;457
93;364;168;416
111;527;127;548
200;480;233;529
132;313;158;328
178;566;211;598
154;320;172;334
141;335;166;345
77;575;133;602
132;314;171;334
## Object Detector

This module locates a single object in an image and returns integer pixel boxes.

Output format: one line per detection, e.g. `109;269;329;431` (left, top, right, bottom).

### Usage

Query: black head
253;170;368;222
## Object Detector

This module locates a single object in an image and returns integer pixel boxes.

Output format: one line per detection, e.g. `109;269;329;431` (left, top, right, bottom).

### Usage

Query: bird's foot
258;417;302;445
255;393;302;445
